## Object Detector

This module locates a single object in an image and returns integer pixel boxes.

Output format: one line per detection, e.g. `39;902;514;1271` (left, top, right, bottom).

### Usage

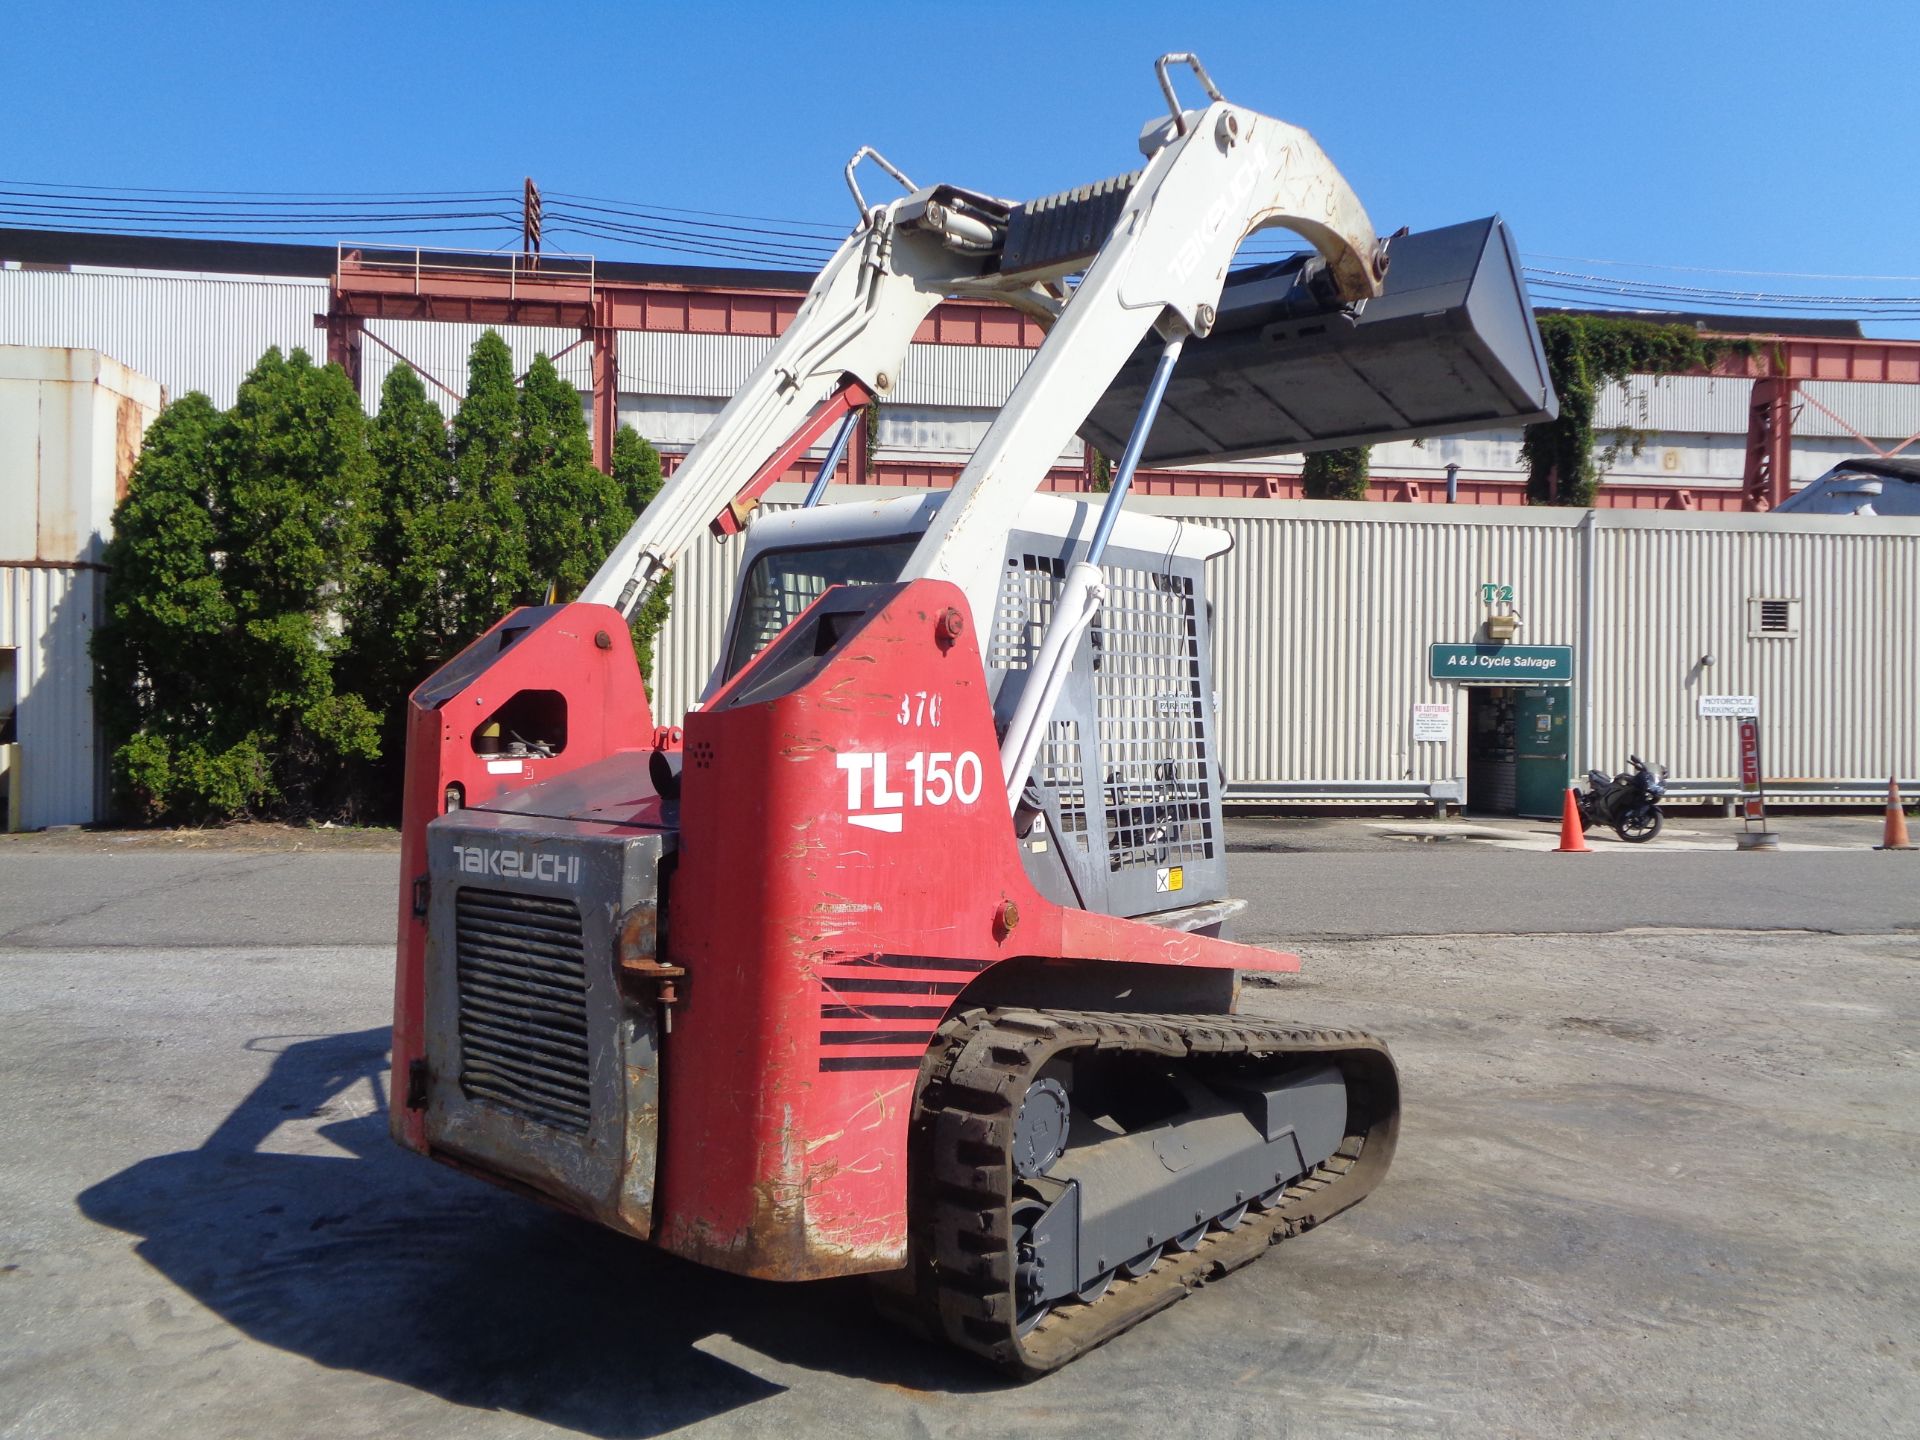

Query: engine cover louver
453;887;591;1133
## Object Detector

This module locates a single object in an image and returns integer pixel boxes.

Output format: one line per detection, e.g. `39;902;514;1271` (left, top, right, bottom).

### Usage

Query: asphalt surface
1;830;1916;1438
3;811;1912;949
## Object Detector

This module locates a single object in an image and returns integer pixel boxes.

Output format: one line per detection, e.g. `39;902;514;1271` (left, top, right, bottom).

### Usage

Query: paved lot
1;835;1916;1438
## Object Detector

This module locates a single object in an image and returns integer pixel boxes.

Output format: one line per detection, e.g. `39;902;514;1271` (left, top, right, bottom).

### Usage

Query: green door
1513;686;1572;819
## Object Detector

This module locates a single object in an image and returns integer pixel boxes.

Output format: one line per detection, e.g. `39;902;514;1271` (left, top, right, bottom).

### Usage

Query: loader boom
580;51;1386;688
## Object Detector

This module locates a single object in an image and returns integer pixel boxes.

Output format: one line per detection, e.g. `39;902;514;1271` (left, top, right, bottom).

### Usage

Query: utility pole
522;178;542;267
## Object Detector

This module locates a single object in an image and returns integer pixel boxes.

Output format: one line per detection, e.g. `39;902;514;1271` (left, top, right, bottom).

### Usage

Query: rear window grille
989;555;1063;671
454;888;590;1133
1038;719;1090;851
1096;567;1215;872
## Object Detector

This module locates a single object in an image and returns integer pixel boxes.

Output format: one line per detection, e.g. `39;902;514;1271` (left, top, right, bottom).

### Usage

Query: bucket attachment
1081;216;1557;467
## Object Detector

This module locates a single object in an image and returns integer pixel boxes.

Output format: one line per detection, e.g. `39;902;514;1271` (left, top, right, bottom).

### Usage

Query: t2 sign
1480;583;1515;606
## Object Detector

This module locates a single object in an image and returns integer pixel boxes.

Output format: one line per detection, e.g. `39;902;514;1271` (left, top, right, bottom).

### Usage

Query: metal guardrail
333;243;595;300
1223;778;1914;809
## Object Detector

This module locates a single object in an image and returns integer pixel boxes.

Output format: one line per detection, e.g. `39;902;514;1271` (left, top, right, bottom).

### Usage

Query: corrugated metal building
0;346;161;828
654;488;1920;809
8;258;1920;498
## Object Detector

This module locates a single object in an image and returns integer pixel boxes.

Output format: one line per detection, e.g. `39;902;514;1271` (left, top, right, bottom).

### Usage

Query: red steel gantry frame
321;247;1043;478
322;248;1920;510
1709;336;1920;508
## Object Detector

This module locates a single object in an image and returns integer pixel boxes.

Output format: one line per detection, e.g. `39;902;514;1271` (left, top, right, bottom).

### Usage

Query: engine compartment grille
454;887;591;1133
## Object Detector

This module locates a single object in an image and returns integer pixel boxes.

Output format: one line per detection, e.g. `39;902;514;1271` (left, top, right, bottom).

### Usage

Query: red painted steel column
849;405;869;487
322;311;364;395
590;324;619;474
1741;376;1798;510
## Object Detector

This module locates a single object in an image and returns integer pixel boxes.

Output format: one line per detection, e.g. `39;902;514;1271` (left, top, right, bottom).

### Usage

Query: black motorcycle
1577;754;1668;843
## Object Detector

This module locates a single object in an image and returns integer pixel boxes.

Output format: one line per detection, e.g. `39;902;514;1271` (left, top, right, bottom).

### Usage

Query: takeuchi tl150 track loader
391;54;1557;1374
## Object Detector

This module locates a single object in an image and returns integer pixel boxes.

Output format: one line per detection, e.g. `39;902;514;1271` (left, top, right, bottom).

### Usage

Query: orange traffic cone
1556;788;1592;853
1876;777;1915;851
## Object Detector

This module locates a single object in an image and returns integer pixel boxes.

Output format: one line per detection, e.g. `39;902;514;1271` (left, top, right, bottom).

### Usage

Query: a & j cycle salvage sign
1428;643;1574;682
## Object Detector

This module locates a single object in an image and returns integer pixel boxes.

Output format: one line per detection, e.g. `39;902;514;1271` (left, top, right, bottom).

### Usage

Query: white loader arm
579;203;988;617
902;62;1386;634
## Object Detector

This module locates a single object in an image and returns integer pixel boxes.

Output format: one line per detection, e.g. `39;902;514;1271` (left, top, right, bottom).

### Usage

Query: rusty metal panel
0;346;161;828
1;346;158;565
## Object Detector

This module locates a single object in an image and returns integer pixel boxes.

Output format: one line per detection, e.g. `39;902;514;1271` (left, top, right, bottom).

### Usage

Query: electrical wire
5;178;1917;319
545;188;848;237
1525;251;1920;284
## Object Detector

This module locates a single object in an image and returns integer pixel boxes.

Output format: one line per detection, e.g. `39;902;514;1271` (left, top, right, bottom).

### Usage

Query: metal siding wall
1193;506;1580;795
615;333;1031;408
362;319;590;413
1596;374;1920;441
0;269;325;407
1;564;104;827
619;332;767;399
650;515;750;722
1594;518;1920;784
654;499;1917;801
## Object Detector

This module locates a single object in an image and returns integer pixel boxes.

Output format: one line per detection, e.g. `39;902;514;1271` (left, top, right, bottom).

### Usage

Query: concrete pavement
0;834;1916;1439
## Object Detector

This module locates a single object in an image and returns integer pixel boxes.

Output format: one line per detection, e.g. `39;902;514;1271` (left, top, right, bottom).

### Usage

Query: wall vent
1747;597;1801;638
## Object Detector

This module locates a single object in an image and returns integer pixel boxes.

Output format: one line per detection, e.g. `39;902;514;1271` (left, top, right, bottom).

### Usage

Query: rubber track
894;1007;1400;1377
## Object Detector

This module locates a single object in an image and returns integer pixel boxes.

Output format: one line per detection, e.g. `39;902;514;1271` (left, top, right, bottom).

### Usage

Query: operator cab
715;493;1237;925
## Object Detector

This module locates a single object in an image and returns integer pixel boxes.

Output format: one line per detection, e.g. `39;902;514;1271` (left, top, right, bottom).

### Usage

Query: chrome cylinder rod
1084;336;1185;566
802;411;862;508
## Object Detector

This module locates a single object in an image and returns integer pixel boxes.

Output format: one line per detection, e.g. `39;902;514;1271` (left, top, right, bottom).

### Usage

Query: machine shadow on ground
76;1028;1005;1437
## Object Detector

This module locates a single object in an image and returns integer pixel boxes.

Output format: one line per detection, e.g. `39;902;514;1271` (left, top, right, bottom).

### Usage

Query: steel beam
590;323;619;475
331;251;1047;349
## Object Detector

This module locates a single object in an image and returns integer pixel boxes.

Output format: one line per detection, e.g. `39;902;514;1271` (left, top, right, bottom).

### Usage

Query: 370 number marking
897;691;942;727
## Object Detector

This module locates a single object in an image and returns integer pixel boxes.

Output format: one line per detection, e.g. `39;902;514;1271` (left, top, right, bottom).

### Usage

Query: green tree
611;424;673;685
448;330;533;631
517;353;627;599
340;365;456;767
92;393;268;820
94;349;381;821
1521;315;1740;506
613;420;664;517
1301;446;1372;500
214;347;380;815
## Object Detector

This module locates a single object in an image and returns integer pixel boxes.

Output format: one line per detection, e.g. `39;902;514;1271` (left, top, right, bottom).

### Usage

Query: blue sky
5;1;1917;334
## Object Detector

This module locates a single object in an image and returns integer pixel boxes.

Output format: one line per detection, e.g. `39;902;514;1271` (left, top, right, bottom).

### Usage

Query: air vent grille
454;887;590;1133
1748;596;1801;638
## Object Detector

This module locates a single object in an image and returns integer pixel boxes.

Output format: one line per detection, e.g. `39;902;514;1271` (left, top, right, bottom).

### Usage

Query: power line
1523;266;1920;307
6;177;1918;318
1524;251;1920;284
545;188;848;237
0;177;519;200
